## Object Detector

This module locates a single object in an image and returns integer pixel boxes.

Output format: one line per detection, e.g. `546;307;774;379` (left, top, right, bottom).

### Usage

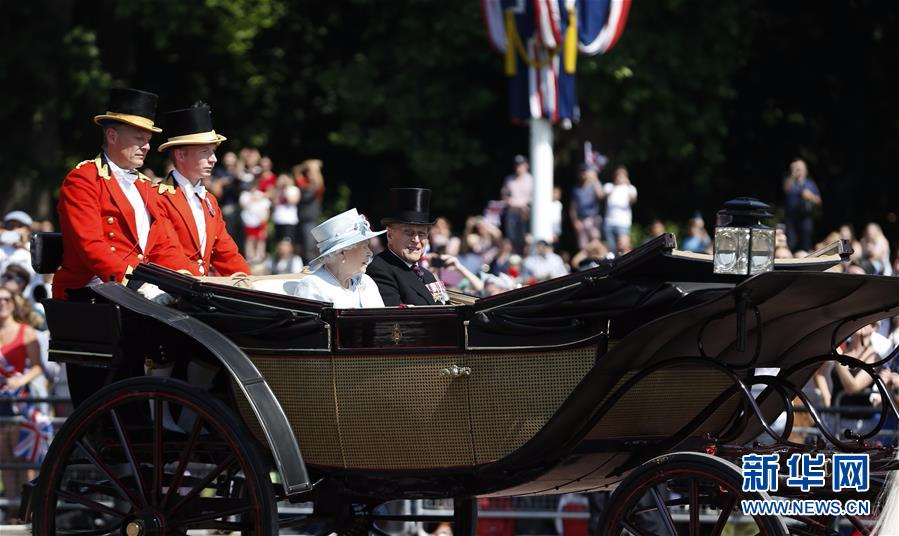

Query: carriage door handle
439;365;471;378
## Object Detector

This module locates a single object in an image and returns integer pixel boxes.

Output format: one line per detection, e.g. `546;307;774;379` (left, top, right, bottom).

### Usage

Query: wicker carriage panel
235;355;344;467
237;347;594;470
333;355;473;469
586;368;741;440
467;346;596;463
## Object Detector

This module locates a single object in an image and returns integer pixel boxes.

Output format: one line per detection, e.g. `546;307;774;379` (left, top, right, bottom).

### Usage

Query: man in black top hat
55;88;191;299
367;188;448;305
154;103;249;277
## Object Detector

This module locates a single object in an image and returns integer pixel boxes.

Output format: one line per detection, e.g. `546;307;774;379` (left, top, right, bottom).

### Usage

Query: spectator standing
523;239;568;282
860;222;892;275
462;215;502;270
0;286;42;523
569;164;605;249
603;166;637;256
266;237;304;275
550;186;563;245
293;159;326;261
681;214;712;253
1;211;34;279
257;156;277;193
783;158;822;252
239;147;262;181
829;324;881;430
490;238;516;275
211;151;247;252
571;238;610;271
429;217;461;257
501;155;533;254
271;174;301;243
642;219;667;245
239;178;271;265
838;224;863;265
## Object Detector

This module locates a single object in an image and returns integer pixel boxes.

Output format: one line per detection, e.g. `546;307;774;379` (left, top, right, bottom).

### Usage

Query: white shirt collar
172;168;206;198
105;153;137;185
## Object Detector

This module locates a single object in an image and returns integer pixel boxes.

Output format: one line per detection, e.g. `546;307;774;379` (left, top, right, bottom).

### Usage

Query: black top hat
380;188;436;226
158;103;227;152
93;88;162;133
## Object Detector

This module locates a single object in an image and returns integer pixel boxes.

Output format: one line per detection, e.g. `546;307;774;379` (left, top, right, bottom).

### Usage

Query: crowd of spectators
2;151;899;526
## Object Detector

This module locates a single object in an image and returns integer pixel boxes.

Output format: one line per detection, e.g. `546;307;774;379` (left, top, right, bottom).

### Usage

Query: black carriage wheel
33;377;276;535
598;452;787;536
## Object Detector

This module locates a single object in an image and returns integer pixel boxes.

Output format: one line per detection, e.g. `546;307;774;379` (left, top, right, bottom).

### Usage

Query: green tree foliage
1;0;897;247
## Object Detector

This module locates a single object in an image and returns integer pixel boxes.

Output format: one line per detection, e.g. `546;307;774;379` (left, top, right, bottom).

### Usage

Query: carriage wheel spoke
649;485;678;536
110;407;149;509
689;479;700;536
153;397;163;507
161;414;204;509
55;526;124;536
74;438;142;507
620;518;652;536
168;453;237;518
176;503;254;528
55;487;130;519
712;495;736;536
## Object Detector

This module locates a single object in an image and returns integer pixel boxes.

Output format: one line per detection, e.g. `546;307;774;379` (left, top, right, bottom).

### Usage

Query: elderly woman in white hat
293;209;386;308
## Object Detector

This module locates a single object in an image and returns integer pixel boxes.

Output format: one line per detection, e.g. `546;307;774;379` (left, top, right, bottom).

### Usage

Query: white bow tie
194;184;207;199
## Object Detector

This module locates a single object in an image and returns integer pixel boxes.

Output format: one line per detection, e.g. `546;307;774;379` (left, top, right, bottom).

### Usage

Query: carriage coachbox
25;233;899;535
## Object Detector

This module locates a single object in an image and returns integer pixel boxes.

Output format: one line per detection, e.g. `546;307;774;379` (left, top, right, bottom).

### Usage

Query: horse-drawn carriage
21;231;899;534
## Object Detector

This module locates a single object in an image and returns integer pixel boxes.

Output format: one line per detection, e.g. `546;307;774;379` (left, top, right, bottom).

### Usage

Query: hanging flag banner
482;0;631;124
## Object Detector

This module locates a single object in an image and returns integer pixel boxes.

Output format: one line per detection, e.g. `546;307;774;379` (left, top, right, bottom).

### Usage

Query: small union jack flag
14;407;53;464
2;351;54;464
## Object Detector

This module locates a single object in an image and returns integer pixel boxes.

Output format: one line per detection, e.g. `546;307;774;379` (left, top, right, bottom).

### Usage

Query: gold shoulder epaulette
156;183;177;195
137;172;151;183
74;159;93;170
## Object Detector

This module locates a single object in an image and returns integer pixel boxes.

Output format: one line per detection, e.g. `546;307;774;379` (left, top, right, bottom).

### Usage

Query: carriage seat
31;232;63;274
202;271;310;295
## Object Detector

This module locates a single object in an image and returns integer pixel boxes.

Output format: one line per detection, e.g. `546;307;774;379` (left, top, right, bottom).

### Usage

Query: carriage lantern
713;197;775;276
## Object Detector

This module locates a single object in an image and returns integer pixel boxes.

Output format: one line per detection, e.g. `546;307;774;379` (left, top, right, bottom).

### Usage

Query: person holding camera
428;248;484;296
569;163;605;250
0;211;34;278
782;158;822;252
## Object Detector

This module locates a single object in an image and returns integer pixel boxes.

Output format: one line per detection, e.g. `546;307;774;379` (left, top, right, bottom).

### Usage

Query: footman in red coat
54;88;192;300
154;103;249;277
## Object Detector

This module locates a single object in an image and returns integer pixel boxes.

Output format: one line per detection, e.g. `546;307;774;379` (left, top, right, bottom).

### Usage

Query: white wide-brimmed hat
308;209;385;269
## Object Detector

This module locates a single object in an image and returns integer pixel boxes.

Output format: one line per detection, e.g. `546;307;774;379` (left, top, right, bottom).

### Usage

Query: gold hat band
93;112;162;133
157;130;228;152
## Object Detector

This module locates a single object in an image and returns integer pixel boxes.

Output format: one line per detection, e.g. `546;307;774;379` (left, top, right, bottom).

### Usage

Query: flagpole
529;117;554;243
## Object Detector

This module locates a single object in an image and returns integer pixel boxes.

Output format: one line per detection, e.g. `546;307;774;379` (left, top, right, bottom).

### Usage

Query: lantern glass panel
713;227;750;275
749;227;776;274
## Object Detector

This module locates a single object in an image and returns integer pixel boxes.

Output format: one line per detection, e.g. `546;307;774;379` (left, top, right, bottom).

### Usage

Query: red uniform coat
155;172;249;277
53;155;192;299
